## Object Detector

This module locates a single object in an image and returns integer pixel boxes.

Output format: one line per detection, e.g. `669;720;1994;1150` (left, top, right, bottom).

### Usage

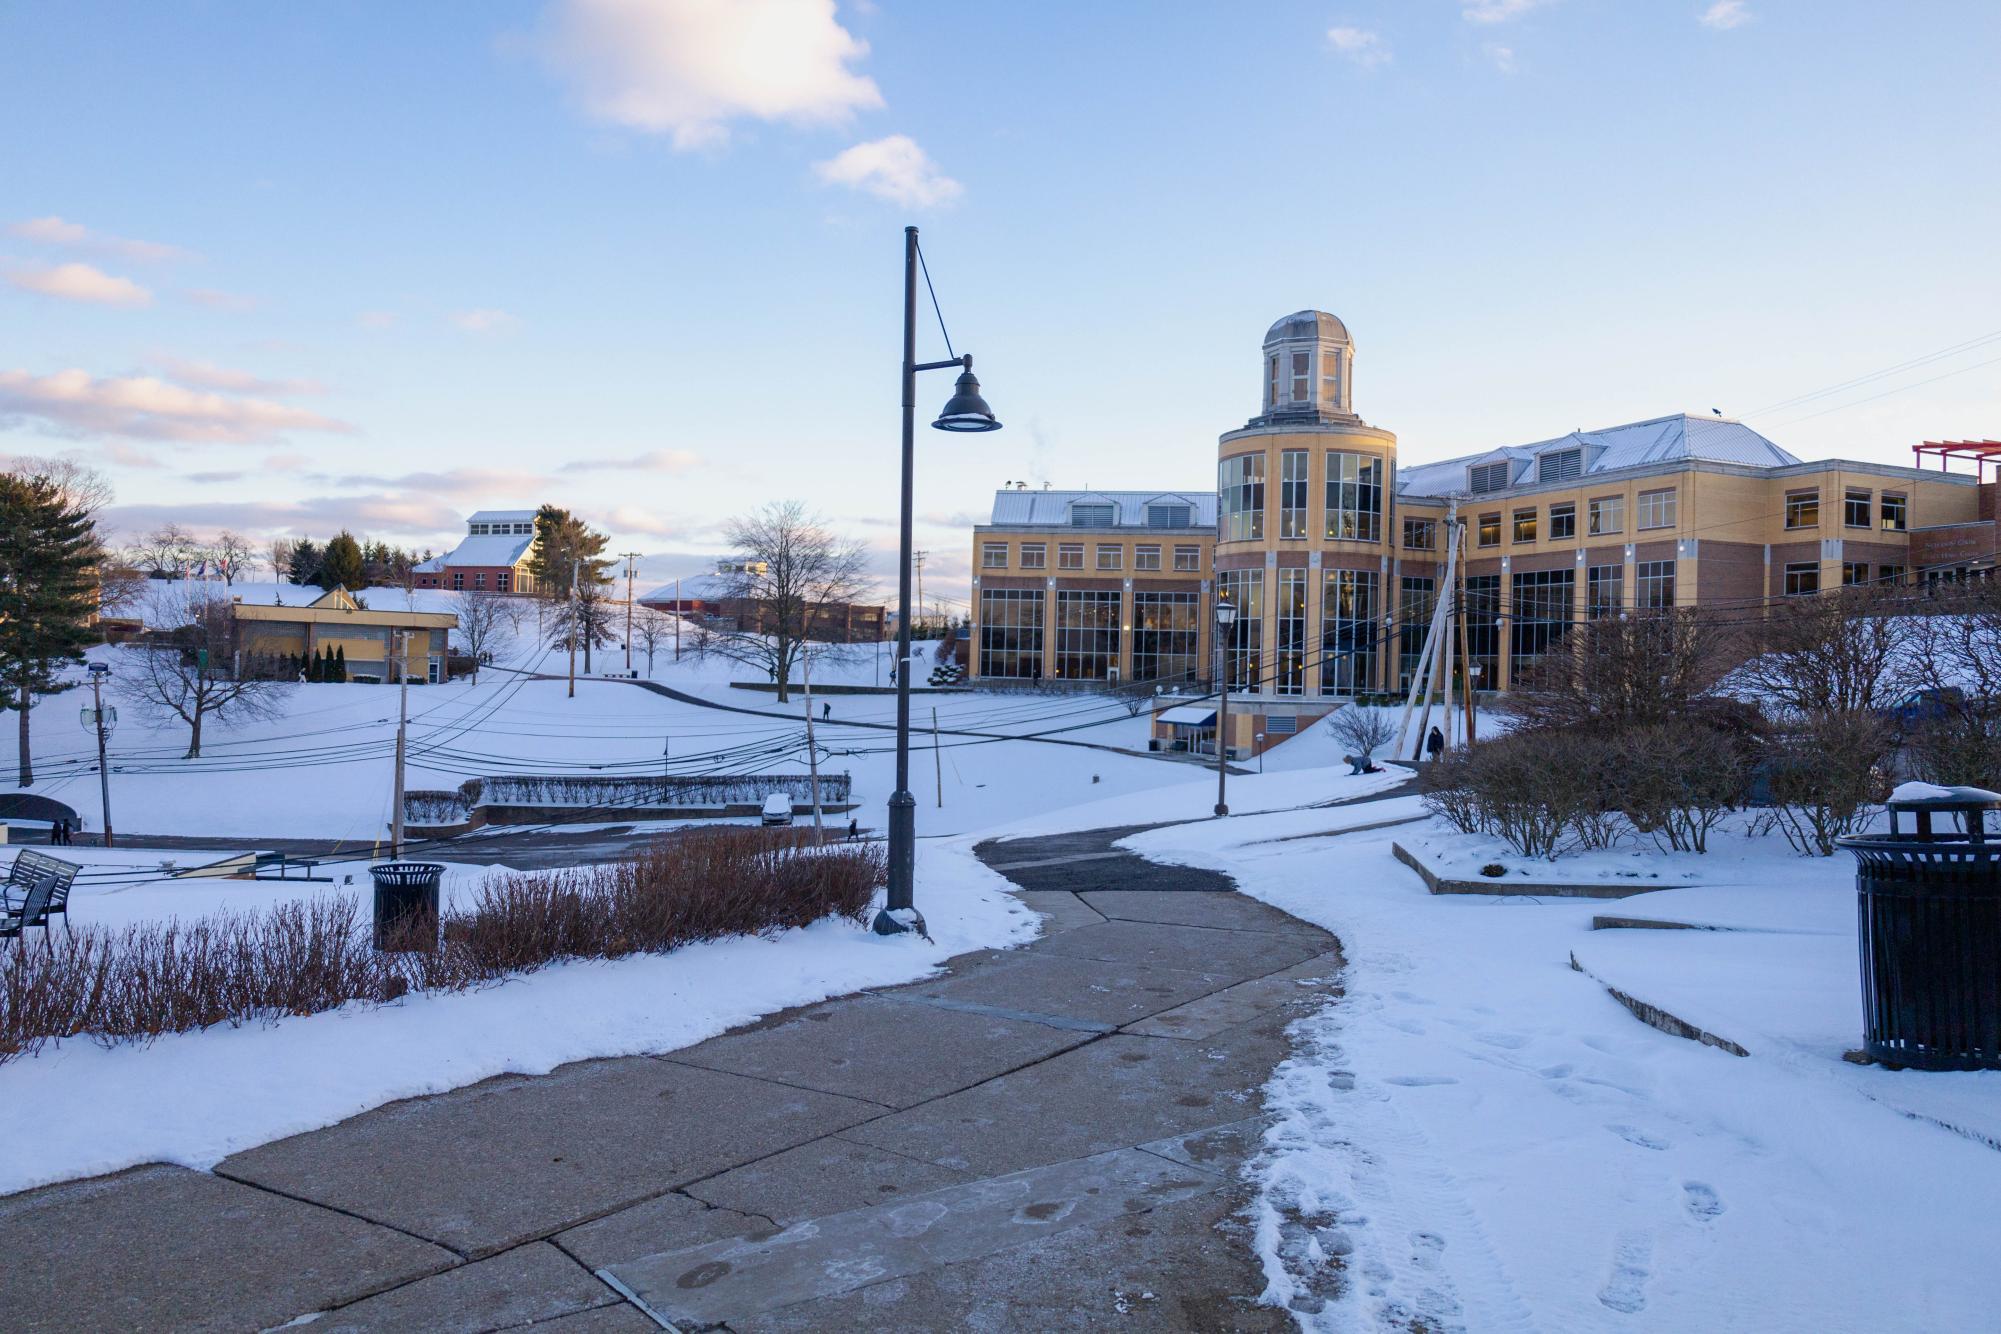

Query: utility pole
390;629;410;858
621;551;640;674
914;550;928;636
87;662;114;847
674;577;682;661
567;558;579;699
803;649;824;843
932;706;943;808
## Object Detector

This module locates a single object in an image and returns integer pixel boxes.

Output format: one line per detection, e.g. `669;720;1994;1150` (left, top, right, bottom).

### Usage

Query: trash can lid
1886;782;2001;812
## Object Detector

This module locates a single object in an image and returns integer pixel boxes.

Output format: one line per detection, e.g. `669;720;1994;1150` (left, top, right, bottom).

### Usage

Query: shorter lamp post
1213;593;1237;817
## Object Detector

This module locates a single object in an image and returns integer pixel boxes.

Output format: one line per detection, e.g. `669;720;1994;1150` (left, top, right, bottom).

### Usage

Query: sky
4;0;1998;609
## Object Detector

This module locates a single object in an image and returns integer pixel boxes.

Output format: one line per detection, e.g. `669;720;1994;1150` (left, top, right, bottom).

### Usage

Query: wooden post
932;706;943;808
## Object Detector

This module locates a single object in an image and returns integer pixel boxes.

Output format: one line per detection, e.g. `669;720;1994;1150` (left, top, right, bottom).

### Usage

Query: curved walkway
0;823;1344;1331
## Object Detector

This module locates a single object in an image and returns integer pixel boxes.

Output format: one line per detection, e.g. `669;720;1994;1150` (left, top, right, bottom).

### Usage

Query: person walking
1426;725;1446;761
847;816;859;842
50;819;63;846
822;702;831;721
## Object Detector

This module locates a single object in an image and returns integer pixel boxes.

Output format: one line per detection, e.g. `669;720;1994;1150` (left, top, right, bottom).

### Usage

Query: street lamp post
86;662;114;847
1213;593;1237;817
878;224;1001;937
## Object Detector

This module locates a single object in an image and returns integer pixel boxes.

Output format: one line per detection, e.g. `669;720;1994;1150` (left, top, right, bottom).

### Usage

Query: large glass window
1219;454;1265;542
1054;591;1121;680
1274;569;1308;695
1784;562;1820;597
1463;575;1501;688
1587;564;1623;619
1398;576;1435;690
979;589;1044;679
1513;508;1538;544
1325;451;1383;542
1096;544;1122;571
1279;450;1310;539
1131;592;1199;685
1844;489;1872;529
1402;517;1436;550
1321;569;1379;696
1020;543;1046;569
1058;543;1083;570
1882;494;1908;531
1216;570;1263;691
1477;513;1501;548
1174;545;1201;572
1134;544;1161;571
1510;569;1575;683
1637;559;1676;609
1638;488;1678;530
1549;502;1576;541
1843;561;1869;587
1784;490;1820;530
1588;496;1624;535
981;542;1007;569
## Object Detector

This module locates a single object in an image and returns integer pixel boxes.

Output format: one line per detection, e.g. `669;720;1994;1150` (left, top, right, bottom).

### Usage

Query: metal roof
425;533;537;568
1396;413;1802;498
986;489;1218;528
1264;310;1350;346
467;509;539;524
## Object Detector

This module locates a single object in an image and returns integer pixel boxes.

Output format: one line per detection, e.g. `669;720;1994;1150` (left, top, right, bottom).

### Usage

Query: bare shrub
1755;712;1895;855
1610;723;1748;853
1421;732;1608;859
1907;712;2001;789
1420;745;1486;836
1329;705;1395;764
1507;609;1734;732
1731;586;1903;717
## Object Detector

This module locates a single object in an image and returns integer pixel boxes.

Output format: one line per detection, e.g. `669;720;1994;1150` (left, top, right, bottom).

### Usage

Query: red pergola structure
1914;439;2001;480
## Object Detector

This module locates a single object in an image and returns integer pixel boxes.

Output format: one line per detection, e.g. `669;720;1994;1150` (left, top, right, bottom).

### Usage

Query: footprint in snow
1597;1231;1653;1314
1383;1075;1459;1087
1474;1031;1530;1050
1608;1124;1670;1151
1538;1063;1575;1080
1683;1182;1724;1221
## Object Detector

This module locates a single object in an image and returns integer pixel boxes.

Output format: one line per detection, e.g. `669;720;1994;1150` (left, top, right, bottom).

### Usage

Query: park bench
2;849;80;946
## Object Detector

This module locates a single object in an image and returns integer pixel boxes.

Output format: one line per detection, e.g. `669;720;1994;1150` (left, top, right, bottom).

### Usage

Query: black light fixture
1213;592;1237;818
933;360;1001;433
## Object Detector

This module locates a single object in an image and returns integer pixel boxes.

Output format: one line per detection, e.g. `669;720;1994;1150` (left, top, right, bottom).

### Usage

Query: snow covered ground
1124;806;2001;1331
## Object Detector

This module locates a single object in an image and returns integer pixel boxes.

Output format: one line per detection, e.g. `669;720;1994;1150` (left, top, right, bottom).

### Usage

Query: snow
1121;807;2001;1330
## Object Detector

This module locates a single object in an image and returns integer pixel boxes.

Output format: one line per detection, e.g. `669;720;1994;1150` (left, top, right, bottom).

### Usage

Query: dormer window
1145;503;1192;529
1469;462;1511;495
1537;448;1582;483
1070;502;1115;527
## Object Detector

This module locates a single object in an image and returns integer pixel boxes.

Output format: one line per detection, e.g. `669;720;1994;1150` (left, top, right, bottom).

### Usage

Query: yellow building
969;309;1985;756
231;587;458;683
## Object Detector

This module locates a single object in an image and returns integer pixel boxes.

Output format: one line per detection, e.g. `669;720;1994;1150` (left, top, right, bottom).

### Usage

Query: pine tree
317;531;365;592
288;537;323;586
0;471;106;786
333;645;347;683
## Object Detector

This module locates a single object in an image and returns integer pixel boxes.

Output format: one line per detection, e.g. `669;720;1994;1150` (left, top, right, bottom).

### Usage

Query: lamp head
932;360;1002;433
1214;596;1238;629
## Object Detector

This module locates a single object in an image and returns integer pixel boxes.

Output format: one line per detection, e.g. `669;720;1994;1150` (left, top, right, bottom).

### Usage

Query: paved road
0;822;1344;1331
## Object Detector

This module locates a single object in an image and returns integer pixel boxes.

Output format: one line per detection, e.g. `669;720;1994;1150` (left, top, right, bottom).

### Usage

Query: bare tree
701;502;874;702
128;522;198;582
1730;586;1903;719
268;536;297;583
1508;609;1736;733
453;587;518;684
208;531;257;586
1330;704;1395;764
547;579;619;672
117;584;292;757
632;606;674;676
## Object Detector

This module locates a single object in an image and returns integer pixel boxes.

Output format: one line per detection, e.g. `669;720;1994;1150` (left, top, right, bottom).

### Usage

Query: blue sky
4;0;1997;605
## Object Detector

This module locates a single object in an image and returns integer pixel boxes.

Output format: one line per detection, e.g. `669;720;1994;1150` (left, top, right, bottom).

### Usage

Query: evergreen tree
526;505;613;596
288;537;323;586
307;648;322;683
0;471;106;786
333;645;347;682
317;531;365;592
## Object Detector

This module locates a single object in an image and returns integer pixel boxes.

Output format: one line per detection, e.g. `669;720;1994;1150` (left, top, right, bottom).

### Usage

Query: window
1469;461;1511;494
1096;545;1122;571
1510;569;1575;684
1784;490;1820;530
1538;449;1583;483
1134;544;1162;571
1146;503;1192;529
979;589;1044;679
1402;518;1436;551
1882;494;1908;532
1637;488;1678;530
1070;502;1114;528
1275;569;1307;696
1290;351;1310;404
1268;355;1280;408
1477;513;1501;548
1637;559;1676;609
1322;348;1342;406
1131;592;1199;685
451;571;464;590
1398;576;1435;689
1325;451;1383;542
1216;570;1263;691
1173;545;1201;572
473;571;486;589
1548;503;1576;542
1513;508;1538;544
1280;450;1310;539
1322;569;1379;695
1587;564;1623;619
497;570;512;593
1020;543;1047;570
469;523;489;536
981;542;1007;570
1219;454;1266;542
1058;543;1083;570
1054;591;1121;680
1879;564;1905;585
1784;562;1820;597
1844;489;1872;529
1588;496;1624;536
1843;561;1869;587
1463;575;1500;687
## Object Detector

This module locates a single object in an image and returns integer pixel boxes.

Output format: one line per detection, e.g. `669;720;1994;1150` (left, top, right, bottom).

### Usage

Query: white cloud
1327;26;1391;67
813;135;962;208
1699;1;1752;30
451;308;523;334
0;368;354;444
1462;0;1555;22
1488;44;1517;72
185;287;258;313
155;357;325;398
5;262;152;307
538;0;883;150
560;448;703;474
7;216;188;262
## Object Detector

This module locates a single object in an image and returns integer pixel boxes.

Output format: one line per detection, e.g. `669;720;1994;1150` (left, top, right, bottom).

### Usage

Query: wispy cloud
155;357;325;398
355;310;399;330
1487;44;1517;72
1327;26;1392;68
0;368;354;444
451;308;523;335
184;287;258;313
813;135;962;208
322;467;551;497
537;0;883;150
1699;1;1752;30
7;216;189;263
6;262;152;307
560;448;702;474
102;495;467;544
1462;0;1556;23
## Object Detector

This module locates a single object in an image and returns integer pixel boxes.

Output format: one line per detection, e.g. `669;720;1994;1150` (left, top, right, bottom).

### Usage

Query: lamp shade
932;367;1001;433
1215;597;1238;628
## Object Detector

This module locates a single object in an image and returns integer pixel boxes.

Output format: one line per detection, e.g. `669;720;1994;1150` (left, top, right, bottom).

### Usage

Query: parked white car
760;792;794;826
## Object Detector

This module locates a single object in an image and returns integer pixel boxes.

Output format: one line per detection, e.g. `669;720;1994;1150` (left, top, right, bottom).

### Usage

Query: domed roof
1264;310;1350;346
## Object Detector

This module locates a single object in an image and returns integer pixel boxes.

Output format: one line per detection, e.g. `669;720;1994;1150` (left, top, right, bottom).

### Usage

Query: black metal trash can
369;862;444;952
1839;786;2001;1070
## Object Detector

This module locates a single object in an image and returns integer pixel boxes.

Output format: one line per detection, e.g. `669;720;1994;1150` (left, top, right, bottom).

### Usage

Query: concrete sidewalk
0;824;1341;1331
